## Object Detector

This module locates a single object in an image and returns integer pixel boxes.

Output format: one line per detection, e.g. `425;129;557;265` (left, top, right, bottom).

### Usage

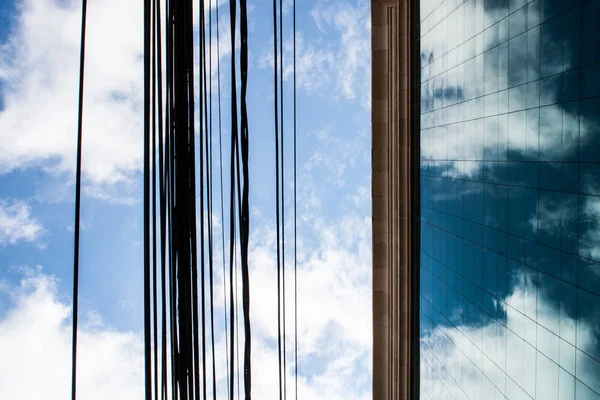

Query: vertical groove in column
371;1;390;399
371;0;415;399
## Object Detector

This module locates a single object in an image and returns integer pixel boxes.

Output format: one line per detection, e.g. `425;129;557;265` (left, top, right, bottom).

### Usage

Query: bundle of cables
139;0;251;398
69;0;297;399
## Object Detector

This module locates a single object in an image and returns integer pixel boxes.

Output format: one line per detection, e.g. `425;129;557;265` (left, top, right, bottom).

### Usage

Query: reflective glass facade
418;0;600;398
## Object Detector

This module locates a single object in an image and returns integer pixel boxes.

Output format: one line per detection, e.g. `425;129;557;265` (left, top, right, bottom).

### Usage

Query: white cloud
0;199;43;245
259;1;371;107
0;269;145;399
246;214;371;352
420;1;594;176
0;0;232;199
209;210;372;399
312;2;370;103
421;280;600;399
0;0;144;187
579;196;600;263
0;206;372;399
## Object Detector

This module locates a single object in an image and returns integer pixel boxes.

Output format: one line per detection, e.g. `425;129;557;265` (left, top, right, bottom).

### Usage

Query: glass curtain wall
418;0;600;398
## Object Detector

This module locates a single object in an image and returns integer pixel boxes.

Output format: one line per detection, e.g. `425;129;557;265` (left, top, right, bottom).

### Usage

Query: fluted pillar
371;0;416;399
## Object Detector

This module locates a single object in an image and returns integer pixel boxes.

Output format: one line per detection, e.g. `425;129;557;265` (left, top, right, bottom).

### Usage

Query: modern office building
372;0;600;399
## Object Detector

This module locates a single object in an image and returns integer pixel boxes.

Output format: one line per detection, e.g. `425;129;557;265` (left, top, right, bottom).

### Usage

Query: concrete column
371;0;414;399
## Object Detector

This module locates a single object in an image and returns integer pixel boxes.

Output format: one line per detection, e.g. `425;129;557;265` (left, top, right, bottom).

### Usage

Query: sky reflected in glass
419;0;600;399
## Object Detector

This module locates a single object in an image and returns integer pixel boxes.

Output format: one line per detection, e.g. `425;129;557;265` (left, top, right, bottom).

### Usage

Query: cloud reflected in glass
419;0;600;398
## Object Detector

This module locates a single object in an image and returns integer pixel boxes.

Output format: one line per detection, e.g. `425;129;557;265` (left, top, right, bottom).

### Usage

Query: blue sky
0;0;372;398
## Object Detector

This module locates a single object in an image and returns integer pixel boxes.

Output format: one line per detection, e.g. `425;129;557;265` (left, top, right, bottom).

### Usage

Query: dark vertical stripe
409;0;421;399
228;1;238;399
143;0;152;398
71;0;88;399
272;1;283;399
292;0;298;398
239;0;251;398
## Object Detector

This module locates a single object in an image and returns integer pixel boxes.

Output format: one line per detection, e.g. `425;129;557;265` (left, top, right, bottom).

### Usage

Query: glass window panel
538;273;561;334
507;233;525;263
578;257;600;298
579;163;600;196
576;379;600;400
508;110;527;160
579;95;600;163
541;0;564;22
537;325;560;363
524;266;538;320
559;367;576;400
538;244;560;277
508;33;527;87
506;329;524;385
562;163;579;193
538;191;562;248
540;17;563;78
561;192;578;253
499;41;509;90
581;0;600;66
527;26;540;83
525;239;538;268
484;46;500;94
576;349;600;395
509;84;527;112
526;81;539;109
540;105;562;161
507;186;537;240
561;251;578;285
527;0;540;30
509;5;527;39
537;352;559;400
562;100;580;162
563;6;581;71
484;116;500;159
539;162;561;191
526;108;540;160
578;195;600;264
523;342;537;396
561;338;577;375
581;63;600;99
509;0;526;13
576;289;600;359
559;280;577;344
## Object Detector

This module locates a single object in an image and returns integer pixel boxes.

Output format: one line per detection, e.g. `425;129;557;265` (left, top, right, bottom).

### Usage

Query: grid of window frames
418;0;600;399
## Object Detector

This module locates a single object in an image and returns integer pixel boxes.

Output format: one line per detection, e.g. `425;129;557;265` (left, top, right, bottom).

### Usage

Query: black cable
292;1;298;398
278;1;287;398
198;2;208;399
208;6;217;400
154;0;168;398
235;232;241;400
187;0;201;396
164;1;179;397
228;0;238;398
151;1;159;398
272;0;283;399
206;2;218;398
215;0;232;397
143;0;152;397
71;1;88;400
239;0;251;397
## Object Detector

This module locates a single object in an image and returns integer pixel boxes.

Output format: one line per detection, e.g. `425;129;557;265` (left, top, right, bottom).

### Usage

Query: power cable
272;0;283;398
71;0;88;399
215;0;232;396
293;2;298;399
